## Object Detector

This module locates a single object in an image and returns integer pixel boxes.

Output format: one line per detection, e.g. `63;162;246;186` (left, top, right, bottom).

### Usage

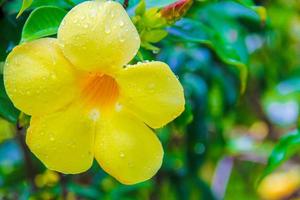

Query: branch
16;122;37;191
123;0;129;9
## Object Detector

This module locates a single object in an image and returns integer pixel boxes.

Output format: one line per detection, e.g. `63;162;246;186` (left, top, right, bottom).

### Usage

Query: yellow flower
4;1;185;184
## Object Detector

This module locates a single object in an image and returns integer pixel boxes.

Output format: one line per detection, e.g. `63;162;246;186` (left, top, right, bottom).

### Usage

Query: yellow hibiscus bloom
4;1;185;184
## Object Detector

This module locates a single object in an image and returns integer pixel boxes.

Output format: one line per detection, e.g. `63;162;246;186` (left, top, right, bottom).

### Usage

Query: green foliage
0;75;20;124
16;0;33;18
1;0;300;199
262;130;300;181
21;6;67;43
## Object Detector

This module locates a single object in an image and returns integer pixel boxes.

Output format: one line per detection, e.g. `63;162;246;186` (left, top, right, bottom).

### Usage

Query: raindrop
119;21;124;27
105;25;111;34
119;37;125;43
115;103;122;112
152;49;159;54
148;83;155;89
120;152;125;158
90;9;97;18
90;109;100;121
50;136;55;141
51;74;57;80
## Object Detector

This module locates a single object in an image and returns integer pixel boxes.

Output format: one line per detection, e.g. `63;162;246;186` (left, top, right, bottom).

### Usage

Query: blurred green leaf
146;0;177;8
68;183;101;199
236;0;255;6
21;6;67;43
0;62;4;74
169;18;247;93
261;129;300;181
16;0;33;18
0;118;15;143
0;76;20;124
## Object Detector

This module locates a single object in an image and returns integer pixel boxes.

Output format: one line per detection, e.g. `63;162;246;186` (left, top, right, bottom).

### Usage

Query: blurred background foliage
1;0;300;199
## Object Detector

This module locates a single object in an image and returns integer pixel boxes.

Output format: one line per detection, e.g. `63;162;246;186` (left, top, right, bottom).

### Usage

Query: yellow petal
4;38;78;116
116;61;185;128
26;102;95;174
94;108;163;185
58;1;140;73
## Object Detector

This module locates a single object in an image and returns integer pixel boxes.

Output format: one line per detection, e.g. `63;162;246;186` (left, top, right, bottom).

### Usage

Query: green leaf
261;129;300;181
21;6;67;43
135;0;146;16
17;0;33;18
168;18;248;93
0;62;4;74
0;76;20;124
142;29;168;43
141;41;160;52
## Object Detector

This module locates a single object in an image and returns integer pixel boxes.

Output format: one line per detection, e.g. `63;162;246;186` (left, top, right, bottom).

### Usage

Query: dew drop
51;74;57;80
90;9;97;18
115;103;122;112
105;25;111;34
152;49;159;54
148;83;155;89
120;152;125;158
119;37;125;43
50;136;55;141
119;21;124;27
90;109;100;121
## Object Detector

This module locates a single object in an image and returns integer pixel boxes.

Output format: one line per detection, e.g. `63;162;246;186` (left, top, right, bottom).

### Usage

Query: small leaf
141;41;160;52
261;129;300;182
21;6;67;43
135;0;146;16
17;0;33;18
142;29;168;43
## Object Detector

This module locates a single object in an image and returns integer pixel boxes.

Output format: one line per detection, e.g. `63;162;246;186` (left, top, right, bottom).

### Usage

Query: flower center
80;73;119;110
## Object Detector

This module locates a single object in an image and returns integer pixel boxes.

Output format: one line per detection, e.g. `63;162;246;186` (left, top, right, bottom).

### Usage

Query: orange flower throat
81;73;119;110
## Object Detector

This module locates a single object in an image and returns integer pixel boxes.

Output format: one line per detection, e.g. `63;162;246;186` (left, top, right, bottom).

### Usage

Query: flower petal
58;1;140;73
115;61;185;128
4;38;78;116
26;102;95;174
94;108;163;185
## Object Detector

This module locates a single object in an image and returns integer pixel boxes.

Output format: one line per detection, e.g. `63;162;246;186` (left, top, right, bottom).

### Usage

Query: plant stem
60;174;68;198
123;0;129;9
16;122;37;191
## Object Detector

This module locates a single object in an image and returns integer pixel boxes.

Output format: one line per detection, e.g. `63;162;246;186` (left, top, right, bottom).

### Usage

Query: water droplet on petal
89;109;100;121
115;103;122;112
105;25;111;34
120;152;125;158
119;20;124;27
119;37;125;43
